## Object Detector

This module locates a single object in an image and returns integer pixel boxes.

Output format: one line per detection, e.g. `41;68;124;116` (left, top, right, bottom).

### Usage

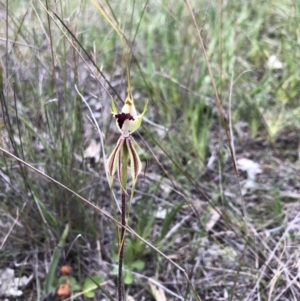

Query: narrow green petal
126;138;142;185
111;97;118;114
106;137;123;187
141;99;148;115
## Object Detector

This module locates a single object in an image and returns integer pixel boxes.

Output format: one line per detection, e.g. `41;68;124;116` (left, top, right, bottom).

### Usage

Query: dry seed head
57;283;71;298
60;265;72;275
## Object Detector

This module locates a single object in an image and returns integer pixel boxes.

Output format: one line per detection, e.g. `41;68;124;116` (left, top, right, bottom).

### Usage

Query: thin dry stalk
183;0;250;299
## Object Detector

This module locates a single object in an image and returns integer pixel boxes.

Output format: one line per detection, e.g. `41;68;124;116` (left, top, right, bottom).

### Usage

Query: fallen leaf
155;207;167;219
237;158;262;195
266;54;283;70
237;158;262;180
205;208;220;231
84;139;101;164
0;268;31;297
149;282;167;301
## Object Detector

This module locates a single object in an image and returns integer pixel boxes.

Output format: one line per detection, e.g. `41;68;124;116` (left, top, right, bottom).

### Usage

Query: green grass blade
44;223;69;294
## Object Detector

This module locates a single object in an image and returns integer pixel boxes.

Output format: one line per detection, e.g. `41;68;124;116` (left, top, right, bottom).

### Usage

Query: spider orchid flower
106;96;148;190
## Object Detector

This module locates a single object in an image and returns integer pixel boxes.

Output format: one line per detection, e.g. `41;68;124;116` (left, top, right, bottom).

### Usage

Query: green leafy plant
56;274;103;298
112;253;145;285
156;201;184;247
188;100;213;169
82;275;104;298
57;275;81;292
111;200;155;285
44;224;69;294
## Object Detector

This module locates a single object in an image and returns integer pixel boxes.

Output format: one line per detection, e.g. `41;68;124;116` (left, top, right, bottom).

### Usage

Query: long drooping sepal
126;137;142;191
106;137;124;187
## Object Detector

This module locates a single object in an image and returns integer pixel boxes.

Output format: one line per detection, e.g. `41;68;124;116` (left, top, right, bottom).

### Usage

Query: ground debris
0;268;31;298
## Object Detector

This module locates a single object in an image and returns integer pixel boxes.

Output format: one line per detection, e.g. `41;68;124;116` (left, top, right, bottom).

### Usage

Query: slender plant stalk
118;142;128;301
184;1;248;300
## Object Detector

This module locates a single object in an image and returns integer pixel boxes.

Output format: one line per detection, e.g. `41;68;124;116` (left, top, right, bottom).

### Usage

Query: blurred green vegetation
1;0;300;299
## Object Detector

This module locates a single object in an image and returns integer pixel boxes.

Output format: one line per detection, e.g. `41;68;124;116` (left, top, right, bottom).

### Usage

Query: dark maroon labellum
115;113;134;129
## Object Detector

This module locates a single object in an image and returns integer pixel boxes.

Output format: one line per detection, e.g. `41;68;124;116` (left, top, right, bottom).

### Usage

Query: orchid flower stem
121;140;128;192
118;140;128;301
